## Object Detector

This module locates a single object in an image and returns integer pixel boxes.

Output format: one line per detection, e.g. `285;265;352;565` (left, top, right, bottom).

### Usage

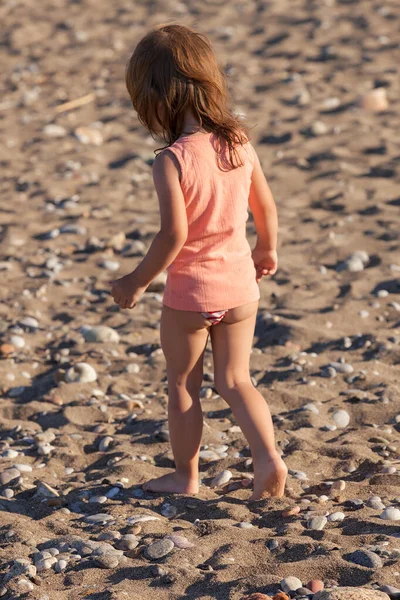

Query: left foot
249;453;288;500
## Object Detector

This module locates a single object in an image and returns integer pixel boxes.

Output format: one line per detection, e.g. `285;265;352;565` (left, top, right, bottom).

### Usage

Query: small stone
81;325;120;343
95;554;120;569
0;343;15;357
166;535;195;549
44;124;67;137
327;512;345;522
19;316;39;330
332;409;350;428
328;362;353;374
210;470;232;488
2;449;18;459
347;549;383;568
282;505;300;517
75;126;103;146
0;468;21;486
310;120;328;136
280;576;303;592
90;495;108;504
380;507;400;521
367;495;385;510
145;538;174;560
10;335;25;348
127;515;160;525
101;259;120;272
266;539;279;551
17;579;34;591
361;87;388;112
36;557;57;572
307;516;327;530
65;362;97;383
307;580;324;593
55;560;67;573
85;513;114;525
98;436;113;452
199;450;220;463
116;535;139;551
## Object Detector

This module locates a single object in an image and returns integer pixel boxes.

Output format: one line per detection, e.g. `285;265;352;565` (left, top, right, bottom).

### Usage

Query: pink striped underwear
200;309;228;325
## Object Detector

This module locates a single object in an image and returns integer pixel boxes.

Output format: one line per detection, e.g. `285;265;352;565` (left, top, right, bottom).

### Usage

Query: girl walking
110;24;287;500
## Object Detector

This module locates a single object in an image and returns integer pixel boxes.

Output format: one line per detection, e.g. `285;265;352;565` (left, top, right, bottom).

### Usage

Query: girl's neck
180;112;208;137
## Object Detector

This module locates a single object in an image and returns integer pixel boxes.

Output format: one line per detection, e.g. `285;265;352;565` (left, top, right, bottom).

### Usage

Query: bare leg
143;305;210;494
210;300;287;500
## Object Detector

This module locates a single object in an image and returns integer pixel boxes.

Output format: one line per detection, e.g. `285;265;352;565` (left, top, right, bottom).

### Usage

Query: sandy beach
0;0;400;598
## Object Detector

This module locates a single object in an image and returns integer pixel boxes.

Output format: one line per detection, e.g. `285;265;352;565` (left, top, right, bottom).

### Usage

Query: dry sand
0;0;400;599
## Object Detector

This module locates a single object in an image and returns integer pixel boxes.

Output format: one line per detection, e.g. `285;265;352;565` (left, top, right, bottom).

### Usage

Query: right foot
143;471;199;495
250;454;288;501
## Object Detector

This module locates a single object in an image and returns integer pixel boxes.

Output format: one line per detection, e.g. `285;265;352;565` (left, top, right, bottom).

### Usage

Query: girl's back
162;132;260;312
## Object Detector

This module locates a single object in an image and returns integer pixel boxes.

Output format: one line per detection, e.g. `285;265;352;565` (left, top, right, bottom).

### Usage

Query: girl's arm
248;147;279;281
110;151;187;308
133;151;188;286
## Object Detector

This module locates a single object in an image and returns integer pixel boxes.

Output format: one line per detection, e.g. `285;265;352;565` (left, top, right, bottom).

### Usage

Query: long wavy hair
125;24;249;169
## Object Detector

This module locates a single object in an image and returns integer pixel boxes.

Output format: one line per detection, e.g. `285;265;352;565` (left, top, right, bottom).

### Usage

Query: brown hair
125;23;249;168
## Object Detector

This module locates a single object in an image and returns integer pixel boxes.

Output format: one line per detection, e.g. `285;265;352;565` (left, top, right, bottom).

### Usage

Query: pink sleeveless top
162;132;261;312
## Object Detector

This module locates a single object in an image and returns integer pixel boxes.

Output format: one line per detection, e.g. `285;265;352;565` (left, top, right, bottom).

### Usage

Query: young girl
110;24;287;500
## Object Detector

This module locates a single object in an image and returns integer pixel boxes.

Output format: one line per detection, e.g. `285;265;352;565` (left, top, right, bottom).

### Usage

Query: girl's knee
214;371;252;399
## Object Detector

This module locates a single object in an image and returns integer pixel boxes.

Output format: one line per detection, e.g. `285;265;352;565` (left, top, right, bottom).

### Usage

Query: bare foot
249;454;288;501
143;471;199;495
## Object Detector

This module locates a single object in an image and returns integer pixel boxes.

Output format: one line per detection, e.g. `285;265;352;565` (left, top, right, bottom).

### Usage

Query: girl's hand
109;272;147;309
251;247;278;282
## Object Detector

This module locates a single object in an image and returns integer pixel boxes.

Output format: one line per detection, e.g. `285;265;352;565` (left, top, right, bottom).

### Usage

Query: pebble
10;335;25;348
35;556;57;571
98;436;113;452
361;87;388;112
347;549;383;568
127;515;160;525
75;126;103;146
14;464;32;473
85;513;114;525
310;120;328;135
89;495;108;504
65;362;97;383
81;325;120;343
210;470;233;488
327;511;345;522
199;450;220;463
101;260;120;272
2;449;19;459
282;505;301;517
145;538;174;560
332;409;350;428
19;316;39;330
280;576;303;592
307;515;327;530
116;535;139;551
166;535;195;549
367;495;385;510
328;362;353;374
0;468;21;486
95;554;120;569
55;559;67;573
44;124;67;137
380;507;400;520
308;580;324;593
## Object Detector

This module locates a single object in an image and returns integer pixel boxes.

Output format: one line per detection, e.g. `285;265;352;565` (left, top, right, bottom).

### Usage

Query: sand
0;0;400;598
